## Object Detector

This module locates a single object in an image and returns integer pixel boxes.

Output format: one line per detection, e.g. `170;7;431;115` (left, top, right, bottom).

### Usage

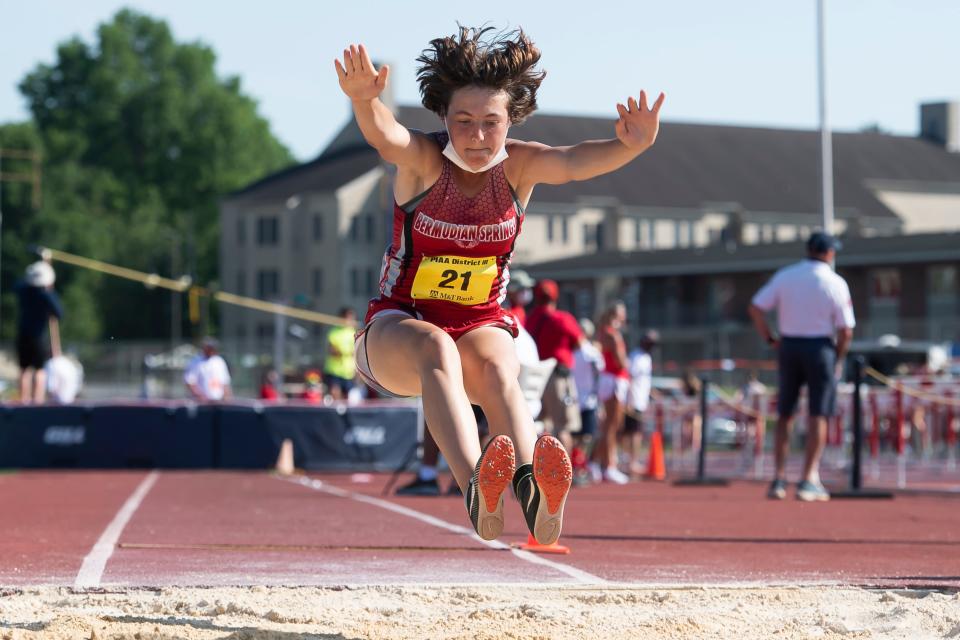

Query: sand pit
1;584;957;639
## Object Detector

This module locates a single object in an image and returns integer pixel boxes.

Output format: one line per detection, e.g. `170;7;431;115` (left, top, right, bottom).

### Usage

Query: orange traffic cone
275;438;295;476
645;431;666;481
516;533;571;555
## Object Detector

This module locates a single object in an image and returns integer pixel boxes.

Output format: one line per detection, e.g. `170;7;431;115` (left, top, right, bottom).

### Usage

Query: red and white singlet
365;133;524;341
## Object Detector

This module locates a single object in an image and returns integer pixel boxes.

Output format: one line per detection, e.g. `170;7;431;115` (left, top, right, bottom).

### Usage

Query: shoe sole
474;435;516;540
532;435;572;545
767;487;787;500
796;491;830;502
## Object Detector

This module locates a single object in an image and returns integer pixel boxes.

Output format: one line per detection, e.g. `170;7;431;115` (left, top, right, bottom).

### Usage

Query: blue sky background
2;0;958;161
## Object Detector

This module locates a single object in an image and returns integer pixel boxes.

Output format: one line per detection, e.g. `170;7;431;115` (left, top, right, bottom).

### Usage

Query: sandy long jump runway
1;470;958;638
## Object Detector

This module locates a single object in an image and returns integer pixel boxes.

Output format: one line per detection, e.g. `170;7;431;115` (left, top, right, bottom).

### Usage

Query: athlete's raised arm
335;44;435;171
513;90;665;188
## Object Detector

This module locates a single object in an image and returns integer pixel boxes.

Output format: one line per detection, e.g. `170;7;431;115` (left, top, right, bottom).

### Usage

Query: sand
1;584;958;640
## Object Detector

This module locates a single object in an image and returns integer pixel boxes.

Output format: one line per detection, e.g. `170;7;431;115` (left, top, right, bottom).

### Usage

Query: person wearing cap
504;269;535;328
623;329;660;476
749;231;855;502
525;279;583;450
184;337;233;401
14;261;63;403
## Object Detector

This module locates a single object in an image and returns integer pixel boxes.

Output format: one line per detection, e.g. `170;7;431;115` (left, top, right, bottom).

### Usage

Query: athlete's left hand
615;90;665;152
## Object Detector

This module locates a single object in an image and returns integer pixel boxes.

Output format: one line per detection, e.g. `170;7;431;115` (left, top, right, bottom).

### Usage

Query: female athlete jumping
337;26;664;543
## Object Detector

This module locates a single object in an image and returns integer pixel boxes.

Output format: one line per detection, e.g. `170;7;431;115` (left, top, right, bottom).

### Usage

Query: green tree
13;8;293;341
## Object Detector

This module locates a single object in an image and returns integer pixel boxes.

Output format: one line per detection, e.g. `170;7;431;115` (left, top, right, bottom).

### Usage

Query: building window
929;265;957;295
349;217;359;242
312;268;323;296
236;218;246;246
870;269;901;299
928;265;958;340
313;214;323;242
634;219;643;248
584;223;603;251
868;268;900;337
365;268;376;295
257;269;280;299
350;268;360;295
257;216;279;245
561;217;569;244
365;214;376;243
236;271;245;295
647;220;657;248
547;216;555;243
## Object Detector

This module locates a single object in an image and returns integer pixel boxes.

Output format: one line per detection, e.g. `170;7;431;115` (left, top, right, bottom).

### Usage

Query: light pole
817;0;835;235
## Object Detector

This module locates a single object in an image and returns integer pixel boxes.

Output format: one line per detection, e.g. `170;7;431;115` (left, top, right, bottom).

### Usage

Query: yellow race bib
411;255;498;305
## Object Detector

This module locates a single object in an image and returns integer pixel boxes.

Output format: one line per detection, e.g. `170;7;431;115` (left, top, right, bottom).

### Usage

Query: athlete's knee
414;330;461;373
478;356;520;394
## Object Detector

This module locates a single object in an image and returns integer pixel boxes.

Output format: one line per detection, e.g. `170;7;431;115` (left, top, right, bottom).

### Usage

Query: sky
2;0;958;162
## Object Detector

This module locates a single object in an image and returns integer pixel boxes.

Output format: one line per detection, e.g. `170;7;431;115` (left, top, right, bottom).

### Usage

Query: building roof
224;144;381;204
523;231;960;279
230;105;960;217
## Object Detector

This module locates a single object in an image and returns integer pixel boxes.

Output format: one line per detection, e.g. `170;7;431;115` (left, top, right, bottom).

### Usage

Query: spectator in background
259;369;282;401
571;318;604;483
184;337;232;401
301;369;324;404
624;329;659;476
45;352;83;404
749;231;855;502
324;307;357;401
526;279;583;450
15;261;63;404
590;301;630;484
736;370;768;407
504;269;535;328
680;369;703;456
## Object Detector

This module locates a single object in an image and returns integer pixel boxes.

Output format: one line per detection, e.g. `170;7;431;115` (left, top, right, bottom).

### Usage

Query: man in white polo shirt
184;337;233;401
749;232;855;502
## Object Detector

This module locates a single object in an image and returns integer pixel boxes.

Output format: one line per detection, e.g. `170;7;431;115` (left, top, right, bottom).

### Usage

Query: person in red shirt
300;370;324;404
259;369;282;401
590;300;631;483
337;27;664;544
526;279;584;450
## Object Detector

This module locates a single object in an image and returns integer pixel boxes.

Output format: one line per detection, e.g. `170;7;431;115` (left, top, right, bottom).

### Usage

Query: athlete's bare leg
19;368;33;404
456;327;536;465
363;315;480;490
596;395;625;471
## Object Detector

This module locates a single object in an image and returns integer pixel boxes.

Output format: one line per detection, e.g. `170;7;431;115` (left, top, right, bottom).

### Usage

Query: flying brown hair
416;26;546;124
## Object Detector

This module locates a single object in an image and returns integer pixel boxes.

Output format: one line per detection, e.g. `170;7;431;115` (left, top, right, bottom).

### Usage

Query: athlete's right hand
335;44;389;102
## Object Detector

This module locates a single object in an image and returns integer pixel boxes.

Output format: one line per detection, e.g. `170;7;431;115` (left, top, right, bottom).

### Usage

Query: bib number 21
411;255;497;305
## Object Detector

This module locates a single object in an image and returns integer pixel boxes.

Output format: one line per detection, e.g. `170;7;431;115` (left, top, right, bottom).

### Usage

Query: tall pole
817;0;835;235
0;159;4;339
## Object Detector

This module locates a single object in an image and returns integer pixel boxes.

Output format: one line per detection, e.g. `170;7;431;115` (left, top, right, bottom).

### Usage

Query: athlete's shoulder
505;139;549;157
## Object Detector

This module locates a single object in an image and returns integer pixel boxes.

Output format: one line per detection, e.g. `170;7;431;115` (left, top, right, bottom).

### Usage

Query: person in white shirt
572;318;604;482
184;337;233;401
45;354;83;404
749;231;855;502
623;330;659;475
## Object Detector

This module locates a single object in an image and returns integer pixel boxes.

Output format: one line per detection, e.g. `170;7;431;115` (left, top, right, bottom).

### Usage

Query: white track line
282;475;606;585
74;471;159;588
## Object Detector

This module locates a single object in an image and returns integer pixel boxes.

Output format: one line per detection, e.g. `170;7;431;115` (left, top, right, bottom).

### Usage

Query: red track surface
1;470;958;588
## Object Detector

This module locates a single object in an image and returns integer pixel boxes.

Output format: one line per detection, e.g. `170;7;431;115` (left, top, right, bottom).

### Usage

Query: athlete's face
444;87;510;170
